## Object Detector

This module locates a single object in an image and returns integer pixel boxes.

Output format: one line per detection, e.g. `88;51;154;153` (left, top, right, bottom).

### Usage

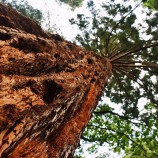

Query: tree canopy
70;0;158;157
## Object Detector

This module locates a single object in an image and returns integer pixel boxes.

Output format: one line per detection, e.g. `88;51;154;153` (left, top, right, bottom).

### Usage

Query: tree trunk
0;3;112;158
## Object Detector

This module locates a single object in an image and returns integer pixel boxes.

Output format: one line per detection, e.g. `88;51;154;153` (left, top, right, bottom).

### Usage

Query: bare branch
110;42;158;62
93;110;144;126
113;66;145;88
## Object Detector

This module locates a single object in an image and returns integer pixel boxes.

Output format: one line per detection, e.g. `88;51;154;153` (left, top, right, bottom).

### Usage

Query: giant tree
0;1;158;158
0;3;111;157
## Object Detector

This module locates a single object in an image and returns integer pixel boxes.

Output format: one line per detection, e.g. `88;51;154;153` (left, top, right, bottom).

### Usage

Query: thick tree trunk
0;3;112;158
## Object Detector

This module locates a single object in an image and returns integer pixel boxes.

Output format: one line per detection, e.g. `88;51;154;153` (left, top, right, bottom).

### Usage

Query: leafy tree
70;0;158;157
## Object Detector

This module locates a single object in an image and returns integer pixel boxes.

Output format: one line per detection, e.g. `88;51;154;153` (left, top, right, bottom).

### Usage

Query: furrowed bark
0;3;112;158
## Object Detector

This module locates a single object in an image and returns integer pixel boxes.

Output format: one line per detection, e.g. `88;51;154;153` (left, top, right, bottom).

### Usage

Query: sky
21;0;149;157
25;0;148;41
26;0;90;40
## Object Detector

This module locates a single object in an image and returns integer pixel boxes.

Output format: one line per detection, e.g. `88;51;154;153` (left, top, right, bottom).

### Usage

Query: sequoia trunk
0;4;112;158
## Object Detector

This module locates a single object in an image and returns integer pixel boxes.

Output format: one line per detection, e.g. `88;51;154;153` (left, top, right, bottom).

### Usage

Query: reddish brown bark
0;3;112;158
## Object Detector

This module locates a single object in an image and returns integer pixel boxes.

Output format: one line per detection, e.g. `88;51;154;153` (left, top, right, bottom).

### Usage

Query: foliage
0;0;43;24
76;102;158;157
123;104;158;157
70;0;158;117
71;0;158;157
58;0;84;9
143;0;158;10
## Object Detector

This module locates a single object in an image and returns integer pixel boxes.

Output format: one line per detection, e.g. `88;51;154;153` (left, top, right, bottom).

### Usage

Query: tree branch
113;66;145;88
110;42;158;62
93;110;144;126
81;135;113;145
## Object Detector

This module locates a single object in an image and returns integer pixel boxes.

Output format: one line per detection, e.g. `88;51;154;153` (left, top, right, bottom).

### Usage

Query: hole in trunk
87;58;93;64
54;53;60;58
43;80;63;104
8;57;15;61
0;32;11;40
